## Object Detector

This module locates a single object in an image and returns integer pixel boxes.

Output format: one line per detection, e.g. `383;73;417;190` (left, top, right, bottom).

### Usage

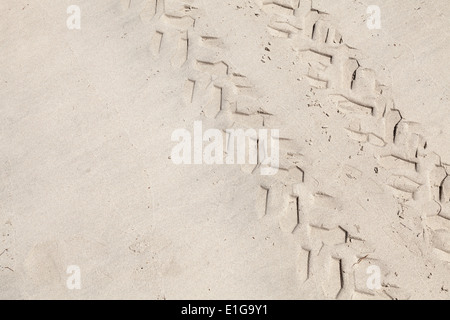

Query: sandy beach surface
1;0;449;299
